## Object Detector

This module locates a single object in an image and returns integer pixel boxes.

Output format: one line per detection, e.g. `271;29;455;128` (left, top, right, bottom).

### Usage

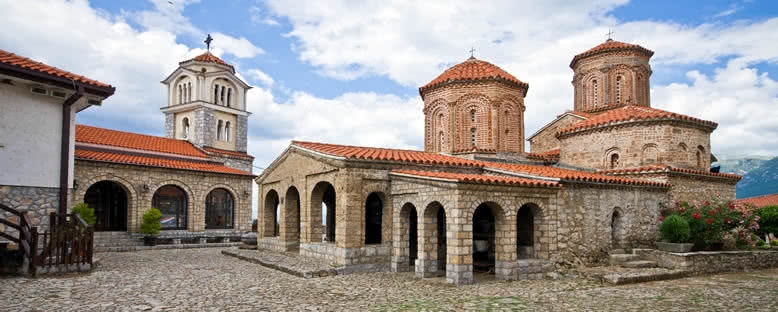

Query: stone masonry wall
164;112;175;138
0;185;61;235
529;114;585;154
559;122;713;171
73;160;253;233
667;173;738;204
236;115;248;153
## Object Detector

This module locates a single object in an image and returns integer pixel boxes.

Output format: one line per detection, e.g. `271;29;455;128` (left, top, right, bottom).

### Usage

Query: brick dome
419;57;527;96
569;39;654;68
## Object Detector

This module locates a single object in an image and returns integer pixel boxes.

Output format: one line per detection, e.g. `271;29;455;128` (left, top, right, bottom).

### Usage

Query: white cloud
247;69;275;87
211;33;265;58
126;0;202;36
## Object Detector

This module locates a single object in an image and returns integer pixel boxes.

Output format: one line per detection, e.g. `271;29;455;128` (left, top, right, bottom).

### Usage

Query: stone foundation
258;237;299;252
299;242;391;273
0;184;62;233
636;249;778;274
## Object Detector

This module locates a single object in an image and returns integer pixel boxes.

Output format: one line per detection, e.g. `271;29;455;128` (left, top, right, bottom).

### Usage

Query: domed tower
160;51;252;153
419;56;528;154
570;39;653;114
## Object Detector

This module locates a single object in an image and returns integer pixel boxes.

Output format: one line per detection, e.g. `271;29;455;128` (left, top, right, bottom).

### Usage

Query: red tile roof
570;39;654;68
526;149;560;162
485;162;671;187
291;141;482;167
557;105;718;137
737;193;778;208
598;164;743;180
182;52;234;72
451;147;497;154
76;125;208;158
419;57;527;95
204;147;254;159
0;49;113;89
391;170;560;188
75;149;252;176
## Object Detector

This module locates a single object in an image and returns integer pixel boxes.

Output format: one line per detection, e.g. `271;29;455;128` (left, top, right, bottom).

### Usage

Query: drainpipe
59;85;84;220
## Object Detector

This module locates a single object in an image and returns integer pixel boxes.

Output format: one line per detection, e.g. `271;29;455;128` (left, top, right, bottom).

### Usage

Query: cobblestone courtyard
2;248;777;311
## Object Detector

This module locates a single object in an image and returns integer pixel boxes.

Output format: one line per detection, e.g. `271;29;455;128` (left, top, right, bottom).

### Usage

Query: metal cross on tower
469;46;476;58
204;34;213;51
606;29;615;40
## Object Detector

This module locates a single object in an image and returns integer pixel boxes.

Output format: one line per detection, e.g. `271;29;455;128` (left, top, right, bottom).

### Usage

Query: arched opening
678;143;688;164
611;208;624;249
697;146;705;169
642;144;659;165
311;181;336;243
216;120;223;141
225;121;231;142
517;203;537;259
610;153;620;169
205;188;234;229
187;82;192;102
213;84;219;104
220;85;225;104
182;117;190;139
284;186;301;250
398;202;418;270
84;181;128;231
178;84;183;104
227;88;232;107
365;192;383;245
152;185;188;230
264;190;280;237
615;75;622;103
473;203;496;273
424;202;447;274
470;128;476;147
592;79;599;107
409;205;418;267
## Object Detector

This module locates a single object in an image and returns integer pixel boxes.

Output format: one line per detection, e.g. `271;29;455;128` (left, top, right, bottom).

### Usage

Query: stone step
609;254;639;264
620;260;657;269
610;248;627;255
94;242;144;247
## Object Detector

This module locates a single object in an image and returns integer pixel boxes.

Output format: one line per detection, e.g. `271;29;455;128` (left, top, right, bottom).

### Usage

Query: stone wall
667;173;738;204
0;185;61;234
559;122;713;171
236;115;248;153
529;114;586;154
637;249;778;274
73;160;253;233
557;183;669;264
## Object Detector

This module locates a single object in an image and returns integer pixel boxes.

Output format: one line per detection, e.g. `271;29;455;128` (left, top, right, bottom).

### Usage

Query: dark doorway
323;184;336;242
409;205;418;267
517;204;536;259
473;203;495;273
365;193;383;245
285;186;301;249
436;207;446;273
611;209;623;249
84;181;128;232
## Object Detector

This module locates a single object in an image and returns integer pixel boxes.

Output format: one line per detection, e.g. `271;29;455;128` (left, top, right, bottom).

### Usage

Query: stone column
164;113;175;139
446;201;473;285
415;208;440;278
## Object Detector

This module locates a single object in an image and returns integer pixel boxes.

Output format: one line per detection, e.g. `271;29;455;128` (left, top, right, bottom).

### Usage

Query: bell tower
160;35;252;153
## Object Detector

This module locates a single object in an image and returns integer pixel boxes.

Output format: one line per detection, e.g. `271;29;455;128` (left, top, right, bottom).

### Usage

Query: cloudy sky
3;0;777;214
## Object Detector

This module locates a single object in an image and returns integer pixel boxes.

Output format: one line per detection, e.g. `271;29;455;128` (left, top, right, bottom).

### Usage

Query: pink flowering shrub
660;196;760;250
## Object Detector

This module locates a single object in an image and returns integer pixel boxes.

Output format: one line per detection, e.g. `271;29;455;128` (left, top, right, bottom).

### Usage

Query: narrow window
470;109;476;123
217;120;223;141
439;131;444;150
188;82;192;102
214;84;219;104
220;85;225;105
182;117;190;139
471;128;476;147
225;121;231;142
610;153;619;169
592;79;598;107
615;76;622;103
178;85;183;104
227;88;232;108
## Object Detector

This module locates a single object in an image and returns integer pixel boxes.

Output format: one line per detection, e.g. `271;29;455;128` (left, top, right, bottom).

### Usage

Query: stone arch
604;147;621;169
150;181;193;230
76;175;137;232
610;207;625;249
283;186;301;250
417;201;447;277
204;185;237;229
608;66;633;105
472;201;507;273
211;77;238;107
696;145;706;169
263;189;280;237
516;203;542;259
83;181;129;232
364;192;386;245
430;102;450;152
641;143;659;165
310;180;337;243
174;75;194;105
393;202;418;272
498;99;522;152
677;143;688;165
454;93;491;150
583;73;602;109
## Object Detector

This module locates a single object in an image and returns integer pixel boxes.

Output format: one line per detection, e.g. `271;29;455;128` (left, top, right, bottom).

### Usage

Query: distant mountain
716;155;771;176
734;156;778;199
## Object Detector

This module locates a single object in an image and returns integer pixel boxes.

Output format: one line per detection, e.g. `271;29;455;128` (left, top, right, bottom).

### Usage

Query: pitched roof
291;141;482;167
570;39;654;68
75;149;252;176
391;170;560;188
204;147;254;159
181;52;234;72
527;111;590;140
557;105;717;137
0;49;113;89
485;162;670;187
76;125;208;158
526;149;560;162
737;193;778;208
419;57;527;96
598;164;743;181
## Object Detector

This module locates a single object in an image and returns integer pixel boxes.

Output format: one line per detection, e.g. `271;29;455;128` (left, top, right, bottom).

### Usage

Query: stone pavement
1;248;777;311
222;248;343;278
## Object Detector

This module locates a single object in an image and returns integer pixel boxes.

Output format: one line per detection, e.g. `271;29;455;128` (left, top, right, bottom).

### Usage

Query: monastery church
256;39;742;285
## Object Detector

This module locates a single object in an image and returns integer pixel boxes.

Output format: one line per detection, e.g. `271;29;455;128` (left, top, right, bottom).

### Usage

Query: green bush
140;208;162;236
660;215;690;243
72;202;96;225
756;205;778;237
771;240;778;247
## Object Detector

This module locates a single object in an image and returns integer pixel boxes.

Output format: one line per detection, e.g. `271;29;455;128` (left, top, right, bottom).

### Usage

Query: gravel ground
1;248;777;311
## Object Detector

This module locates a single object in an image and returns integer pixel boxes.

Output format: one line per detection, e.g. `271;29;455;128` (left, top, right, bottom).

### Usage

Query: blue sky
3;0;778;215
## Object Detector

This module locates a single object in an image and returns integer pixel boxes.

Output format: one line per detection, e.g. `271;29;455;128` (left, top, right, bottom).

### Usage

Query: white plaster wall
212;110;237;150
174;110;197;140
0;82;68;188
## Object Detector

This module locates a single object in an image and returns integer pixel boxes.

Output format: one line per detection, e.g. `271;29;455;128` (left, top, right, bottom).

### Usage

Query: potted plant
140;208;162;246
656;215;693;253
72;202;96;226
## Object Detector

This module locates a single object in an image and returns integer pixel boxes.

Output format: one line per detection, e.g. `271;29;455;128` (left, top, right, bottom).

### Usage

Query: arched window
610;153;619;169
697;146;705;168
178;84;183;104
152;185;187;229
217;120;223;141
226;88;232;108
225;121;231;142
471;128;476;147
187;82;192;102
206;188;234;229
592;79;599;107
470;109;476;123
214;84;219;104
220;86;225;105
365;192;383;244
182;117;190;139
439;131;445;150
615;76;622;104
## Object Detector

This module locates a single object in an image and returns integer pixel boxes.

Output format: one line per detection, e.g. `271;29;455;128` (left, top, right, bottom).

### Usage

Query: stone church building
72;52;255;238
256;39;742;285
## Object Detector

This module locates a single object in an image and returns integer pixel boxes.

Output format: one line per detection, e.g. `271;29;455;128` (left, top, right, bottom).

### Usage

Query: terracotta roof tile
526;149;560;162
76;125;208;158
737;193;778;208
485;162;670;187
598;164;742;180
420;57;527;95
75;149;252;176
204;147;254;159
391;170;560;188
570;39;654;68
181;52;234;72
291;141;482;167
557;105;717;136
0;49;113;89
451;147;498;154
